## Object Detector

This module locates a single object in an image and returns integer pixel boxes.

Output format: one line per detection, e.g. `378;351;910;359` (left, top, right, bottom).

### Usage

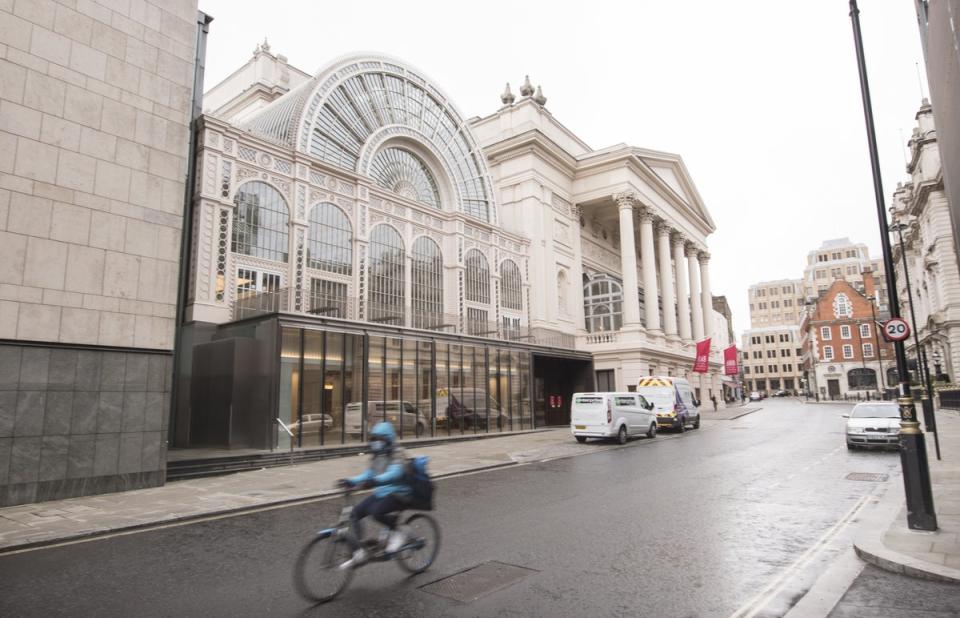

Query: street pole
868;296;885;394
892;221;930;394
855;317;868;398
892;221;940;460
849;0;936;530
921;347;942;459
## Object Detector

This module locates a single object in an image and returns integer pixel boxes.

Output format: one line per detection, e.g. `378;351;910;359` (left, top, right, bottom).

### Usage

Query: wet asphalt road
0;400;908;617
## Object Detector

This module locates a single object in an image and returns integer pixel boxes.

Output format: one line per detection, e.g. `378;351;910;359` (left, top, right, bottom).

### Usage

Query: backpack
404;456;434;511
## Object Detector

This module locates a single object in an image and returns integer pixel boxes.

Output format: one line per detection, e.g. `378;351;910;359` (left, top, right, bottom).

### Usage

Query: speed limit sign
882;317;911;342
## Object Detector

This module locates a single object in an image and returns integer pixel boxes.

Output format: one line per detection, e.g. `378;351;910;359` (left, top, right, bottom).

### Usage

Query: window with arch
464;249;490;304
368;225;405;323
411;236;443;328
232;181;289;262
307;202;352;275
848;367;877;390
370;148;441;209
583;276;623;333
500;260;522;310
832;293;852;318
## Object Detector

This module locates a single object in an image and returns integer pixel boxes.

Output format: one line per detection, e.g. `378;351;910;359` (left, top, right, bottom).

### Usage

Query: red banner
723;345;739;375
693;338;711;373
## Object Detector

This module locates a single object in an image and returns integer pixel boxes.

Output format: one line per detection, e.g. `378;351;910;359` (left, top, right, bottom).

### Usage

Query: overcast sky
197;0;928;340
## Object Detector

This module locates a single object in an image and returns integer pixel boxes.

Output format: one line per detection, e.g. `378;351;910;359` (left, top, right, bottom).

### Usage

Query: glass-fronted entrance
178;315;592;451
277;326;543;448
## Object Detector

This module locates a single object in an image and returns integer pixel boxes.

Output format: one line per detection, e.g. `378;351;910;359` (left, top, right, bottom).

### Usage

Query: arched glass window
584;277;623;333
307;202;352;275
833;293;852;318
368;225;405;323
370;148;441;209
411;237;443;328
500;260;522;310
232;181;289;262
848;368;877;390
464;249;490;304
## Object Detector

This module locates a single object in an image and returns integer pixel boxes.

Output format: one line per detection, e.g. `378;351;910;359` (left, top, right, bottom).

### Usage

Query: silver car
844;402;901;450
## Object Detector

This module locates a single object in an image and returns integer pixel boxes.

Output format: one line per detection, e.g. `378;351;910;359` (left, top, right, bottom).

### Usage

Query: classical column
687;244;704;340
673;234;692;341
699;252;713;341
639;210;661;333
615;193;642;327
657;223;677;337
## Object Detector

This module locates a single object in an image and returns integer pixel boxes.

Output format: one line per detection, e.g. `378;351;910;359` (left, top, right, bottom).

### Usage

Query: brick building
800;273;894;399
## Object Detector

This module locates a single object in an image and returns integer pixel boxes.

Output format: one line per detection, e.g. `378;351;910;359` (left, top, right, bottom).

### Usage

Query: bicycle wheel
293;534;355;603
396;513;440;575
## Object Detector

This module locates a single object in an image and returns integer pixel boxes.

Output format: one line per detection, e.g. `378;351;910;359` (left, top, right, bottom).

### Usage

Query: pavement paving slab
852;408;960;583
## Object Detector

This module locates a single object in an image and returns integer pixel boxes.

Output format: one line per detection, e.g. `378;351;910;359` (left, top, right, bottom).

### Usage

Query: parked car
749;391;762;401
571;392;657;444
636;376;700;432
773;390;788;397
434;388;509;431
345;401;427;437
289;413;334;438
844;402;901;450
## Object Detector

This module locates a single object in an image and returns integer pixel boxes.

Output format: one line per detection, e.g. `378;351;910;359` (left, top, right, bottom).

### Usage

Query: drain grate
846;472;889;482
420;561;538;603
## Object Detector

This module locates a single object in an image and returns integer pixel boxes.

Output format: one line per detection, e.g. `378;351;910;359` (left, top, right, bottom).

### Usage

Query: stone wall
0;0;198;504
0;343;170;506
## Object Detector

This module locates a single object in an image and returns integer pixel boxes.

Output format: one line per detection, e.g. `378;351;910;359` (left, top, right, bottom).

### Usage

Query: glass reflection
435;341;449;435
325;332;345;444
279;328;301;449
298;330;327;446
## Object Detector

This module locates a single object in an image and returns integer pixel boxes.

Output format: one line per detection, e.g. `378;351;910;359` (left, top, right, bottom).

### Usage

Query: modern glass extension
278;325;535;448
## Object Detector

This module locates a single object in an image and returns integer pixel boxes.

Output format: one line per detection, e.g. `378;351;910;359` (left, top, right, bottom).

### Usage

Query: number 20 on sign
883;317;910;342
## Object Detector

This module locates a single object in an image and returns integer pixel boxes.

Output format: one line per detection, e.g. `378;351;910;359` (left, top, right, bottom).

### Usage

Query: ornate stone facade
891;100;960;383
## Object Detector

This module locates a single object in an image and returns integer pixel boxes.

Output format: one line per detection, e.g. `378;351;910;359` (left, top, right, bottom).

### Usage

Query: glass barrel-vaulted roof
369;147;441;209
292;56;495;223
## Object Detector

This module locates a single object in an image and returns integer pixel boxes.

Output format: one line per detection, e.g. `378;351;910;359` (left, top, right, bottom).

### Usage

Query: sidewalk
701;404;761;421
853;408;960;582
0;428;621;553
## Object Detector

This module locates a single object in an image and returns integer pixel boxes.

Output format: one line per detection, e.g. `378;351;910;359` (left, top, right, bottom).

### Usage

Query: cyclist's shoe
339;548;367;570
385;530;407;553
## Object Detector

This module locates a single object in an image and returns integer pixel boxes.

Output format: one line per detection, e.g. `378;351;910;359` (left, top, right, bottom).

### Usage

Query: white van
571;392;657;444
636;377;701;432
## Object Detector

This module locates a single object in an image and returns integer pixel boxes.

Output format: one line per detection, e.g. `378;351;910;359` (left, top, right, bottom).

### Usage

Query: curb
851;488;960;584
853;541;960;584
0;460;521;555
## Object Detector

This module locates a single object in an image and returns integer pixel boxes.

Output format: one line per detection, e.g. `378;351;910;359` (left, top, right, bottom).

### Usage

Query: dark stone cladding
0;342;172;508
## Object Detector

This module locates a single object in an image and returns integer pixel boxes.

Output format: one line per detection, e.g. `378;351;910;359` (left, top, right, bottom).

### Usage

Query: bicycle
293;488;441;603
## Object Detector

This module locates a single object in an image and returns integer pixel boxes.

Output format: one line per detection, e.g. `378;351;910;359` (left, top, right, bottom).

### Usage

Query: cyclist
337;421;411;568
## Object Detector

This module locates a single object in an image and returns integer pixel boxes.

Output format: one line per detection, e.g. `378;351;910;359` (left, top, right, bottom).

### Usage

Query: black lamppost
849;0;937;530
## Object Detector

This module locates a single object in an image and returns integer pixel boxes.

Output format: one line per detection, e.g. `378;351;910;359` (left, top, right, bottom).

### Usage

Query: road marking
728;493;872;618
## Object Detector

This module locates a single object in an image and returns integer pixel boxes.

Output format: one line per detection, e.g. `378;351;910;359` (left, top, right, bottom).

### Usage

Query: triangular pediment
634;151;715;230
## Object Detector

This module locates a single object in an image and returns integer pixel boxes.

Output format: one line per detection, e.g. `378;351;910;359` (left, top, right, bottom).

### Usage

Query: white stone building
802;238;888;312
748;279;804;328
890;99;960;383
175;49;725;451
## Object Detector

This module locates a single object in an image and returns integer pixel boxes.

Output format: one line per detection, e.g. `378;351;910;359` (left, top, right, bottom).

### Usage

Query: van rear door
571;394;608;429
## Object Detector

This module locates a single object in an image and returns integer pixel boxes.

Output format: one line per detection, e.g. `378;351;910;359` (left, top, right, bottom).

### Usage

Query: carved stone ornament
613;192;637;210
